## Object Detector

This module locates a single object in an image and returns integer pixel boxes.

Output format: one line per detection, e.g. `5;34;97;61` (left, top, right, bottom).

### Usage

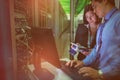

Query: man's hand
65;60;84;68
78;67;100;79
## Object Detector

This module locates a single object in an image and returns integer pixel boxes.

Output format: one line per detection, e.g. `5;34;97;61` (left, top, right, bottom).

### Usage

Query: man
66;0;120;80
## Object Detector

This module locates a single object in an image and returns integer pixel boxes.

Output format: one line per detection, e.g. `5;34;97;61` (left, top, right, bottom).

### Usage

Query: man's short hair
91;0;115;6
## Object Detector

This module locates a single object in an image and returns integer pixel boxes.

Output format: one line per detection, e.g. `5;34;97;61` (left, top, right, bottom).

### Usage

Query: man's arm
83;45;98;66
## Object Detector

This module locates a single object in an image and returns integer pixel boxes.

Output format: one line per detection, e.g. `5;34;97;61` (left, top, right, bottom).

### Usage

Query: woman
75;4;101;60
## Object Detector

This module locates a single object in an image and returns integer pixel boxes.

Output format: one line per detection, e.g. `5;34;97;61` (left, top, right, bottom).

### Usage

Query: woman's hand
81;49;92;56
81;51;90;56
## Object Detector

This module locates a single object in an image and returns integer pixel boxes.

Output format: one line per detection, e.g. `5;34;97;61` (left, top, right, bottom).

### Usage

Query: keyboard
60;61;91;80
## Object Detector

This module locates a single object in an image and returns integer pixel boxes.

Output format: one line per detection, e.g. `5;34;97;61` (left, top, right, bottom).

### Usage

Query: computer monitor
31;27;61;69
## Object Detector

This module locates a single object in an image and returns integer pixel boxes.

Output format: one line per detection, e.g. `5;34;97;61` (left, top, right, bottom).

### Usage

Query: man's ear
103;0;109;5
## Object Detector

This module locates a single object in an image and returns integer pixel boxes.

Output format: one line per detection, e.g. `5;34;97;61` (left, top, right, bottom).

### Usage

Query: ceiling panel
59;0;90;15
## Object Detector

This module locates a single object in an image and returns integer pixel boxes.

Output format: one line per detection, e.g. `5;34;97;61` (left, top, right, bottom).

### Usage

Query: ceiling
59;0;90;15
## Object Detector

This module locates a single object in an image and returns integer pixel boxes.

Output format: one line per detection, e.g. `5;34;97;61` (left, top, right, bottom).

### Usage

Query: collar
105;7;117;20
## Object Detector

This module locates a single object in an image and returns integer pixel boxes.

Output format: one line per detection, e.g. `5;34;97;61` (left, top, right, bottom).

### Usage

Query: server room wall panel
1;0;70;79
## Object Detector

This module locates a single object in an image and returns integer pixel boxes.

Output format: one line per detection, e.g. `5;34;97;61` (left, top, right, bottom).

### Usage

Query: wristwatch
98;70;104;80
